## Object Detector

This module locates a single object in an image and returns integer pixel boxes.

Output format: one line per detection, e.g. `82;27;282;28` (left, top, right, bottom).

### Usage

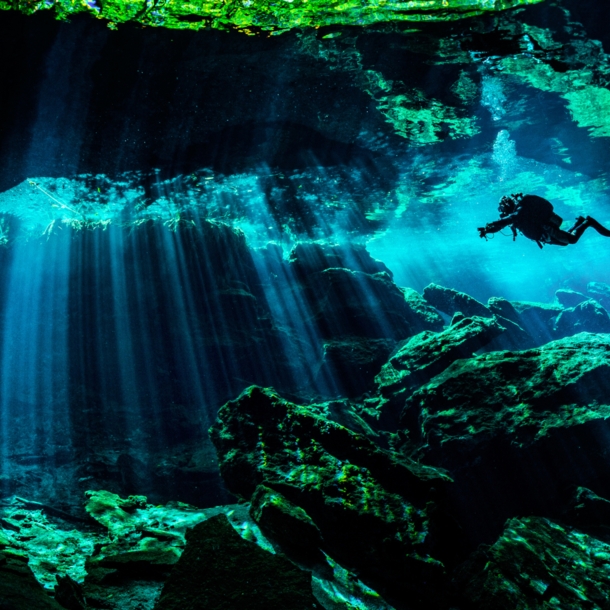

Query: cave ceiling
0;0;608;243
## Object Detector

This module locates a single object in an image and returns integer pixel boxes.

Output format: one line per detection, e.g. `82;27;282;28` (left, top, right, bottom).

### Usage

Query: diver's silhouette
478;193;610;249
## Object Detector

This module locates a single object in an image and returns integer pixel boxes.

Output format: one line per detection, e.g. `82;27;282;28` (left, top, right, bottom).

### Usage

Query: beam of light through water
0;232;71;496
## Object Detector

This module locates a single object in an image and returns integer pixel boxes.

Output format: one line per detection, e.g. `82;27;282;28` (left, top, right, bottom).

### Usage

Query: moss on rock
210;385;453;608
0;0;545;34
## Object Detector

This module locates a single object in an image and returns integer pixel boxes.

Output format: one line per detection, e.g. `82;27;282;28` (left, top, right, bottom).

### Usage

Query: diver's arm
478;214;516;238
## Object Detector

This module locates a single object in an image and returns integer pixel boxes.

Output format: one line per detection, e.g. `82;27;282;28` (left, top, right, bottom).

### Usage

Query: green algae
297;29;479;146
0;0;546;33
461;516;610;609
414;332;610;448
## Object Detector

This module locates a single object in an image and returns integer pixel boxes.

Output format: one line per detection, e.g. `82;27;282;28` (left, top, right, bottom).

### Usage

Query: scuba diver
478;193;610;248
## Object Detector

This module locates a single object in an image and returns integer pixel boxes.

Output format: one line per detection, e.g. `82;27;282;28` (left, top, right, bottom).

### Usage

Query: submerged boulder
375;315;506;426
423;283;492;319
510;300;563;345
405;332;610;543
0;549;63;609
401;287;445;334
304;268;438;340
414;332;610;453
154;514;319;610
209;385;453;609
487;296;524;325
456;516;610;609
553;299;610;338
587;281;610;310
289;242;391;278
317;336;396;398
555;288;590;308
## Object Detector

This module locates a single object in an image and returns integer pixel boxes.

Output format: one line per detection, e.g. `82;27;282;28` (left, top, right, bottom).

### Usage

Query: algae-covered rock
154;514;319;610
414;332;610;451
0;0;546;34
304;268;429;341
564;487;610;535
510;300;564;345
555;288;590;308
553;299;610;338
317;336;396;398
405;333;610;543
54;574;86;610
0;549;64;609
250;484;325;564
481;314;535;352
209;385;452;608
457;516;610;609
487;296;522;326
401;287;445;334
375;315;506;425
423;283;492;319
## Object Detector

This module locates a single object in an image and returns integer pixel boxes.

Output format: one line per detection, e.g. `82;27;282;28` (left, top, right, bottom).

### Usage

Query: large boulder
0;550;64;610
456;516;610;609
401;287;445;333
316;337;396;398
487;296;521;325
154;514;319;610
288;242;391;278
509;300;563;345
209;385;453;609
375;316;506;426
555;288;590;308
553;299;610;338
423;284;492;319
587;281;610;310
403;333;610;543
304;268;437;340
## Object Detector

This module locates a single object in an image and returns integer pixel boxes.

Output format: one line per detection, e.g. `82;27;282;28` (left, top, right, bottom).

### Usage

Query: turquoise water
0;2;609;608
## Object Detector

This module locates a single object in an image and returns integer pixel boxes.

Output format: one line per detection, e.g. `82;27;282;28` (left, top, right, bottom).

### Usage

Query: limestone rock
209;385;452;609
480;314;535;352
456;516;610;609
375;316;506;426
405;333;610;542
510;300;564;345
289;242;391;278
153;514;319;610
0;549;63;609
553;299;610;338
0;0;546;33
487;296;524;326
555;288;589;308
587;281;610;310
317;337;396;398
414;332;610;452
304;268;428;340
564;487;610;535
54;575;87;610
423;283;492;319
250;484;325;564
401;287;445;333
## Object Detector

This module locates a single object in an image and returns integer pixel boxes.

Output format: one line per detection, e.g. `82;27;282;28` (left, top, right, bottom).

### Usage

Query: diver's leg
585;216;610;237
550;229;576;245
565;218;591;243
567;216;586;233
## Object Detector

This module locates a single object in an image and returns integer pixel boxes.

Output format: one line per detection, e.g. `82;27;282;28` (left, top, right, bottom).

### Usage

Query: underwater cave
0;0;610;607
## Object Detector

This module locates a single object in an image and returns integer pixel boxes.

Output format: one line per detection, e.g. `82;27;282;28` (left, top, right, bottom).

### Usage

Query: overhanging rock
0;0;546;33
